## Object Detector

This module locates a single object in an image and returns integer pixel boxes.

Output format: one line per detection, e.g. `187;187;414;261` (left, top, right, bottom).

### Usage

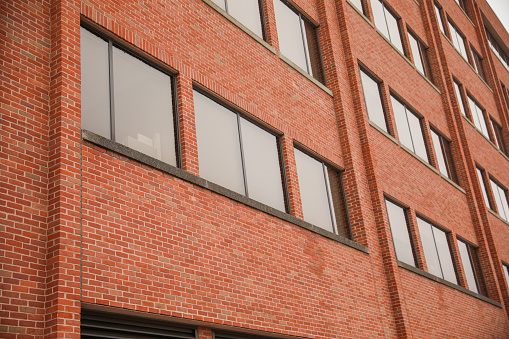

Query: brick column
177;73;200;176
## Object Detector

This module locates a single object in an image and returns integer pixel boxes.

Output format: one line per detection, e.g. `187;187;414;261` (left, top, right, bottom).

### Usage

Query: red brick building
2;0;509;337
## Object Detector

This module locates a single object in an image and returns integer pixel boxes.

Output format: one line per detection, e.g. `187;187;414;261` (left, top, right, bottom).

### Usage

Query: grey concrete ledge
462;115;501;151
439;173;466;194
345;0;374;29
201;0;276;55
81;130;368;254
398;261;502;308
369;121;399;145
488;208;509;227
400;143;439;174
277;52;333;96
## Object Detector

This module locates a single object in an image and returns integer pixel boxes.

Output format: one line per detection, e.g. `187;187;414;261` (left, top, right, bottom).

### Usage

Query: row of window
453;78;508;154
477;166;509;223
435;2;487;82
81;26;350;238
359;66;459;184
487;28;509;72
385;198;488;296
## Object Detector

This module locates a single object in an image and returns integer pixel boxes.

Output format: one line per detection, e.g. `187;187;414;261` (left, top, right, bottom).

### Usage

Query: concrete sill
81;129;368;254
488;208;509;226
398;261;502;308
345;0;374;29
462;115;505;156
369;120;399;145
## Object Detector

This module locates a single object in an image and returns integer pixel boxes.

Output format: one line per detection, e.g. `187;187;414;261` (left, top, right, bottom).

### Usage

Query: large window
457;239;488;296
471;47;487;82
431;128;459;184
417;217;457;284
391;95;429;162
453;80;467;117
294;149;350;237
193;90;286;212
372;0;404;53
408;30;433;82
360;68;389;133
274;0;324;83
490;178;509;222
491;119;508;155
448;20;469;61
385;199;416;267
476;166;491;209
81;27;178;166
210;0;264;39
467;96;489;138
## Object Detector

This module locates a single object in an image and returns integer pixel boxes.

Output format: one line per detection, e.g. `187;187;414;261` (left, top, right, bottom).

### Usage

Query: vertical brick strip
177;73;200;176
280;135;303;219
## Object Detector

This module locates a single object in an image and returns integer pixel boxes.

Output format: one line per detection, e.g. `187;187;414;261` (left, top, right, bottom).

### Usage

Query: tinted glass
417;218;442;277
476;168;490;208
407;111;428;162
228;0;263;38
392;96;413;150
434;5;445;33
294;149;334;232
194;91;245;195
81;28;111;139
240;117;285;211
372;0;389;39
360;70;388;132
457;240;479;293
491;180;509;221
113;47;176;165
409;33;424;74
385;200;416;266
385;9;403;53
453;81;466;117
433;227;457;284
431;130;448;176
274;0;308;72
327;168;350;238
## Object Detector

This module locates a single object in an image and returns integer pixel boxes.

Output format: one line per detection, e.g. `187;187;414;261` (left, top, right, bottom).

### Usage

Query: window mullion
108;40;116;141
298;15;311;75
430;226;445;279
236;113;249;197
224;0;229;13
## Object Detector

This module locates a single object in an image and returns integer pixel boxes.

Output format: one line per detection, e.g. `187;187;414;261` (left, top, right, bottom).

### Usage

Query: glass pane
407;111;428;162
385;200;416;266
349;0;363;12
491;180;508;221
457;240;479;293
433;227;457;284
112;47;176;166
327;168;350;238
453;82;466;117
385;9;403;53
442;139;458;183
392;96;413;150
500;188;509;221
372;0;389;39
504;265;509;288
458;35;468;60
227;0;263;38
81;28;111;139
435;5;445;33
304;20;325;84
431;130;448;176
476;168;490;208
360;70;388;132
210;0;226;10
274;0;308;72
240;118;285;211
417;218;442;278
409;34;424;74
194;91;245;195
294;149;334;232
470;100;489;137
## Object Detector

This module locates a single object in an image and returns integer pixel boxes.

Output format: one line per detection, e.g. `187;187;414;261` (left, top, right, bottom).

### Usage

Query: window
434;3;446;34
385;199;416;267
349;0;365;14
490;178;509;222
448;20;469;61
457;239;488;296
360;68;389;133
417;217;457;284
453;80;467;117
471;47;487;81
491;119;508;155
274;0;325;83
467;96;490;138
372;0;404;53
210;0;264;39
504;263;509;287
193;90;286;212
81;27;178;166
408;30;434;82
391;95;429;162
455;0;468;15
487;28;509;71
431;128;459;184
476;166;491;209
294;148;350;237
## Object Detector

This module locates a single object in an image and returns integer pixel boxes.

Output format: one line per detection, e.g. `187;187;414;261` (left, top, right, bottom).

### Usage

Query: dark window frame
447;19;469;61
407;28;434;83
470;46;487;81
489;176;509;222
456;237;489;297
491;118;508;155
210;0;267;41
359;65;392;134
466;94;491;139
434;2;446;35
430;126;459;184
453;78;469;119
476;165;494;210
372;0;405;53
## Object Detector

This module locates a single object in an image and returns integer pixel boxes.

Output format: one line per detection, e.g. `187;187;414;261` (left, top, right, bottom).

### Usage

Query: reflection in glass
433;227;457;284
407;111;428;162
490;179;509;221
417;218;442;277
476;168;490;208
409;33;424;74
360;69;388;132
453;81;466;117
457;240;479;294
227;0;263;38
385;200;416;267
385;9;403;52
392;96;413;150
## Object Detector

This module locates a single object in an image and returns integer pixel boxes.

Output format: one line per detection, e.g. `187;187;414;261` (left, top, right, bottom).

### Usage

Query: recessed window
372;0;404;53
491;118;508;155
391;95;429;162
360;68;389;133
489;178;509;222
81;27;178;166
210;0;265;39
408;30;434;82
455;0;468;15
294;148;350;237
417;217;457;284
430;128;459;184
385;199;416;267
274;0;325;83
349;0;366;15
453;80;467;117
471;47;487;82
448;20;469;61
476;166;491;209
193;90;286;212
487;29;509;71
457;239;488;296
434;3;446;34
504;263;509;288
467;96;490;138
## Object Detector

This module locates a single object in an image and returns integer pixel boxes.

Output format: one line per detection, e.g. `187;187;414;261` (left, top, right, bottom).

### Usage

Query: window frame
434;2;446;35
209;0;267;41
456;237;489;296
503;262;509;288
466;94;490;139
359;66;391;134
430;127;459;184
80;23;182;168
491;118;508;155
372;0;405;54
454;0;468;16
489;176;509;222
476;165;493;210
470;46;487;82
447;19;469;61
384;197;418;267
453;78;468;118
407;28;434;82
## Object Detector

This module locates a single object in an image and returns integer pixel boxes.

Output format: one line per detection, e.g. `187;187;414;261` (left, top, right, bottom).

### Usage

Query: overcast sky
486;0;509;33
